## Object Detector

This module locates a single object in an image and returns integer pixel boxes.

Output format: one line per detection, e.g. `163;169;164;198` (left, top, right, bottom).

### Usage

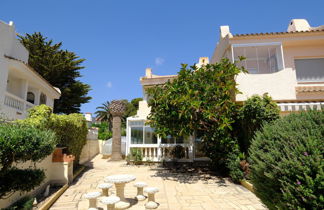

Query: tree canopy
147;59;245;168
19;32;91;114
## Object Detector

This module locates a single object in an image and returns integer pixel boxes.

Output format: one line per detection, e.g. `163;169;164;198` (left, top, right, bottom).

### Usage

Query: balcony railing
4;92;25;111
4;92;35;112
129;143;191;162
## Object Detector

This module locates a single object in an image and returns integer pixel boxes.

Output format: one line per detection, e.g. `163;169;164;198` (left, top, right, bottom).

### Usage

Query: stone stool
100;196;120;210
98;183;113;196
144;187;159;209
134;182;148;201
84;191;101;208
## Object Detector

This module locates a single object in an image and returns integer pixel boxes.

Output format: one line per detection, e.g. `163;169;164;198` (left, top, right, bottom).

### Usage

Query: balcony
3;91;35;119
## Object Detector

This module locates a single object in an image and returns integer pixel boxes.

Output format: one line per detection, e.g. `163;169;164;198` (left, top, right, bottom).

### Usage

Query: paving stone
49;154;266;210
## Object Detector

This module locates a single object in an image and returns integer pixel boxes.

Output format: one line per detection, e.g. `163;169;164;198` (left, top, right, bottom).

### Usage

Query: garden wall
0;153;73;208
79;139;105;164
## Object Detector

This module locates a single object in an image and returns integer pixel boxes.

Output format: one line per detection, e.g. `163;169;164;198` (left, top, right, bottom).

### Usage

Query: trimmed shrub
0;123;56;198
50;114;88;165
18;105;88;165
249;111;324;209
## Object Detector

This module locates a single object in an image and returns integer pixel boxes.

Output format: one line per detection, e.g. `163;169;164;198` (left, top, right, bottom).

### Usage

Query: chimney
287;19;311;32
145;68;152;78
199;57;209;65
220;25;232;38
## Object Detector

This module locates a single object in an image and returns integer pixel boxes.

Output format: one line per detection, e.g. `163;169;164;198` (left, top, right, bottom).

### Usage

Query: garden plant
249;110;324;209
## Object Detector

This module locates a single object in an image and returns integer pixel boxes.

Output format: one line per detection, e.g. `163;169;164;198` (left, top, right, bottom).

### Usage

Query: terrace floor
50;155;266;210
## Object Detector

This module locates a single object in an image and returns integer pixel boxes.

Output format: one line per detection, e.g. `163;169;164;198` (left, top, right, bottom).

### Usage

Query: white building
126;19;324;162
0;20;61;120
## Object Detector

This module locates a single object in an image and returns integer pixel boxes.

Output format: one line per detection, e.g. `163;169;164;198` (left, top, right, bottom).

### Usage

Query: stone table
104;174;136;209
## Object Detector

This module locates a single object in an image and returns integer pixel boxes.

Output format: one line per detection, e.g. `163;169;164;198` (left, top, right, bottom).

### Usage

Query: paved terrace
51;155;266;210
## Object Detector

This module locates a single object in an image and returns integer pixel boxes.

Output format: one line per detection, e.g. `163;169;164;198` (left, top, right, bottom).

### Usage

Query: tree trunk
111;116;123;160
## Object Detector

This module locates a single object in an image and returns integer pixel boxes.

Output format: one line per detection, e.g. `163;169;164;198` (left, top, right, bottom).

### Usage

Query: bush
0;123;56;198
127;148;143;165
249;111;324;209
4;196;34;210
226;147;244;183
170;145;186;159
92;122;112;140
237;94;280;154
50;114;88;165
18;105;88;165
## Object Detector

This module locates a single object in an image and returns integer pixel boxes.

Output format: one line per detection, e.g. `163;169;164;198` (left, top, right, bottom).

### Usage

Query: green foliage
0;123;56;198
4;196;35;210
95;101;112;130
19;32;91;114
92;122;112;140
237;94;280;154
19;105;88;165
96;98;142;131
226;147;244;183
249;111;324;210
127;148;143;164
147;59;245;169
50;113;88;164
170;145;186;159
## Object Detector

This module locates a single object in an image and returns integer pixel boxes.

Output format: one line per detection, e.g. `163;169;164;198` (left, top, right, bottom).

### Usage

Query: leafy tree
0;123;57;198
236;94;280;154
95;98;142;131
19;32;91;114
147;59;245;169
95;101;112;130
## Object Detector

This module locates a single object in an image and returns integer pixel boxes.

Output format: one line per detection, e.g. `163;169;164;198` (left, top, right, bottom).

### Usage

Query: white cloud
106;81;112;88
155;57;165;66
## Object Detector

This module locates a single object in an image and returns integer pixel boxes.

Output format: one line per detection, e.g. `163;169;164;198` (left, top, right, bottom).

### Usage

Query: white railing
129;144;192;162
4;92;25;111
25;101;35;111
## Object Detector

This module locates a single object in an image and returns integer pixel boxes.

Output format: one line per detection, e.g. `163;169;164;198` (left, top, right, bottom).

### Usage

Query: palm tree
109;100;126;161
95;101;112;130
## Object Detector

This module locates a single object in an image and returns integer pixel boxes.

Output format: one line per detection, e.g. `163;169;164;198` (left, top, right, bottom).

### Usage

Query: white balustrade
25;101;35;111
129;144;191;162
4;92;25;111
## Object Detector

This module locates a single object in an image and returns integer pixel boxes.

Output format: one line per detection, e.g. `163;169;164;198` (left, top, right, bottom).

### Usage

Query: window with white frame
232;43;284;74
130;121;157;144
294;58;324;82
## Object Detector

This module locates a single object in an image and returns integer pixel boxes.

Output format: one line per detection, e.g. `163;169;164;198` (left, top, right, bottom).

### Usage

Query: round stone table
104;174;136;209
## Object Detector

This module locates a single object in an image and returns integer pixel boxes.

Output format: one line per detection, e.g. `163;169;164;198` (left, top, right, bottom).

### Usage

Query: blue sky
1;0;324;114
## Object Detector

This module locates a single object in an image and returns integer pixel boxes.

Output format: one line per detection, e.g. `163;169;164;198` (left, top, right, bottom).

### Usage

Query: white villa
0;20;61;120
126;19;324;162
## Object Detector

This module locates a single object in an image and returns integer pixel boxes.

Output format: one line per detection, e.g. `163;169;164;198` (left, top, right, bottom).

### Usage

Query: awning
278;102;324;112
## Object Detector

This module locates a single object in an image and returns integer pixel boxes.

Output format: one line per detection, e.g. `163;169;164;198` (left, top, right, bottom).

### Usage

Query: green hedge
50;113;88;164
18;105;88;165
0;123;56;198
249;110;324;209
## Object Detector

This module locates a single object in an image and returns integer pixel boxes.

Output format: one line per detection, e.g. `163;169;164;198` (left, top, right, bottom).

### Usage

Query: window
27;92;35;104
161;135;185;144
144;127;157;144
40;93;47;105
130;120;157;144
232;43;284;74
295;58;324;82
131;127;143;144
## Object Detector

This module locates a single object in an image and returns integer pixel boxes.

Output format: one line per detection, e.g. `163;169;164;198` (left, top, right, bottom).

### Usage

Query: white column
34;89;40;105
188;135;194;161
157;136;162;160
21;79;28;100
0;59;9;106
